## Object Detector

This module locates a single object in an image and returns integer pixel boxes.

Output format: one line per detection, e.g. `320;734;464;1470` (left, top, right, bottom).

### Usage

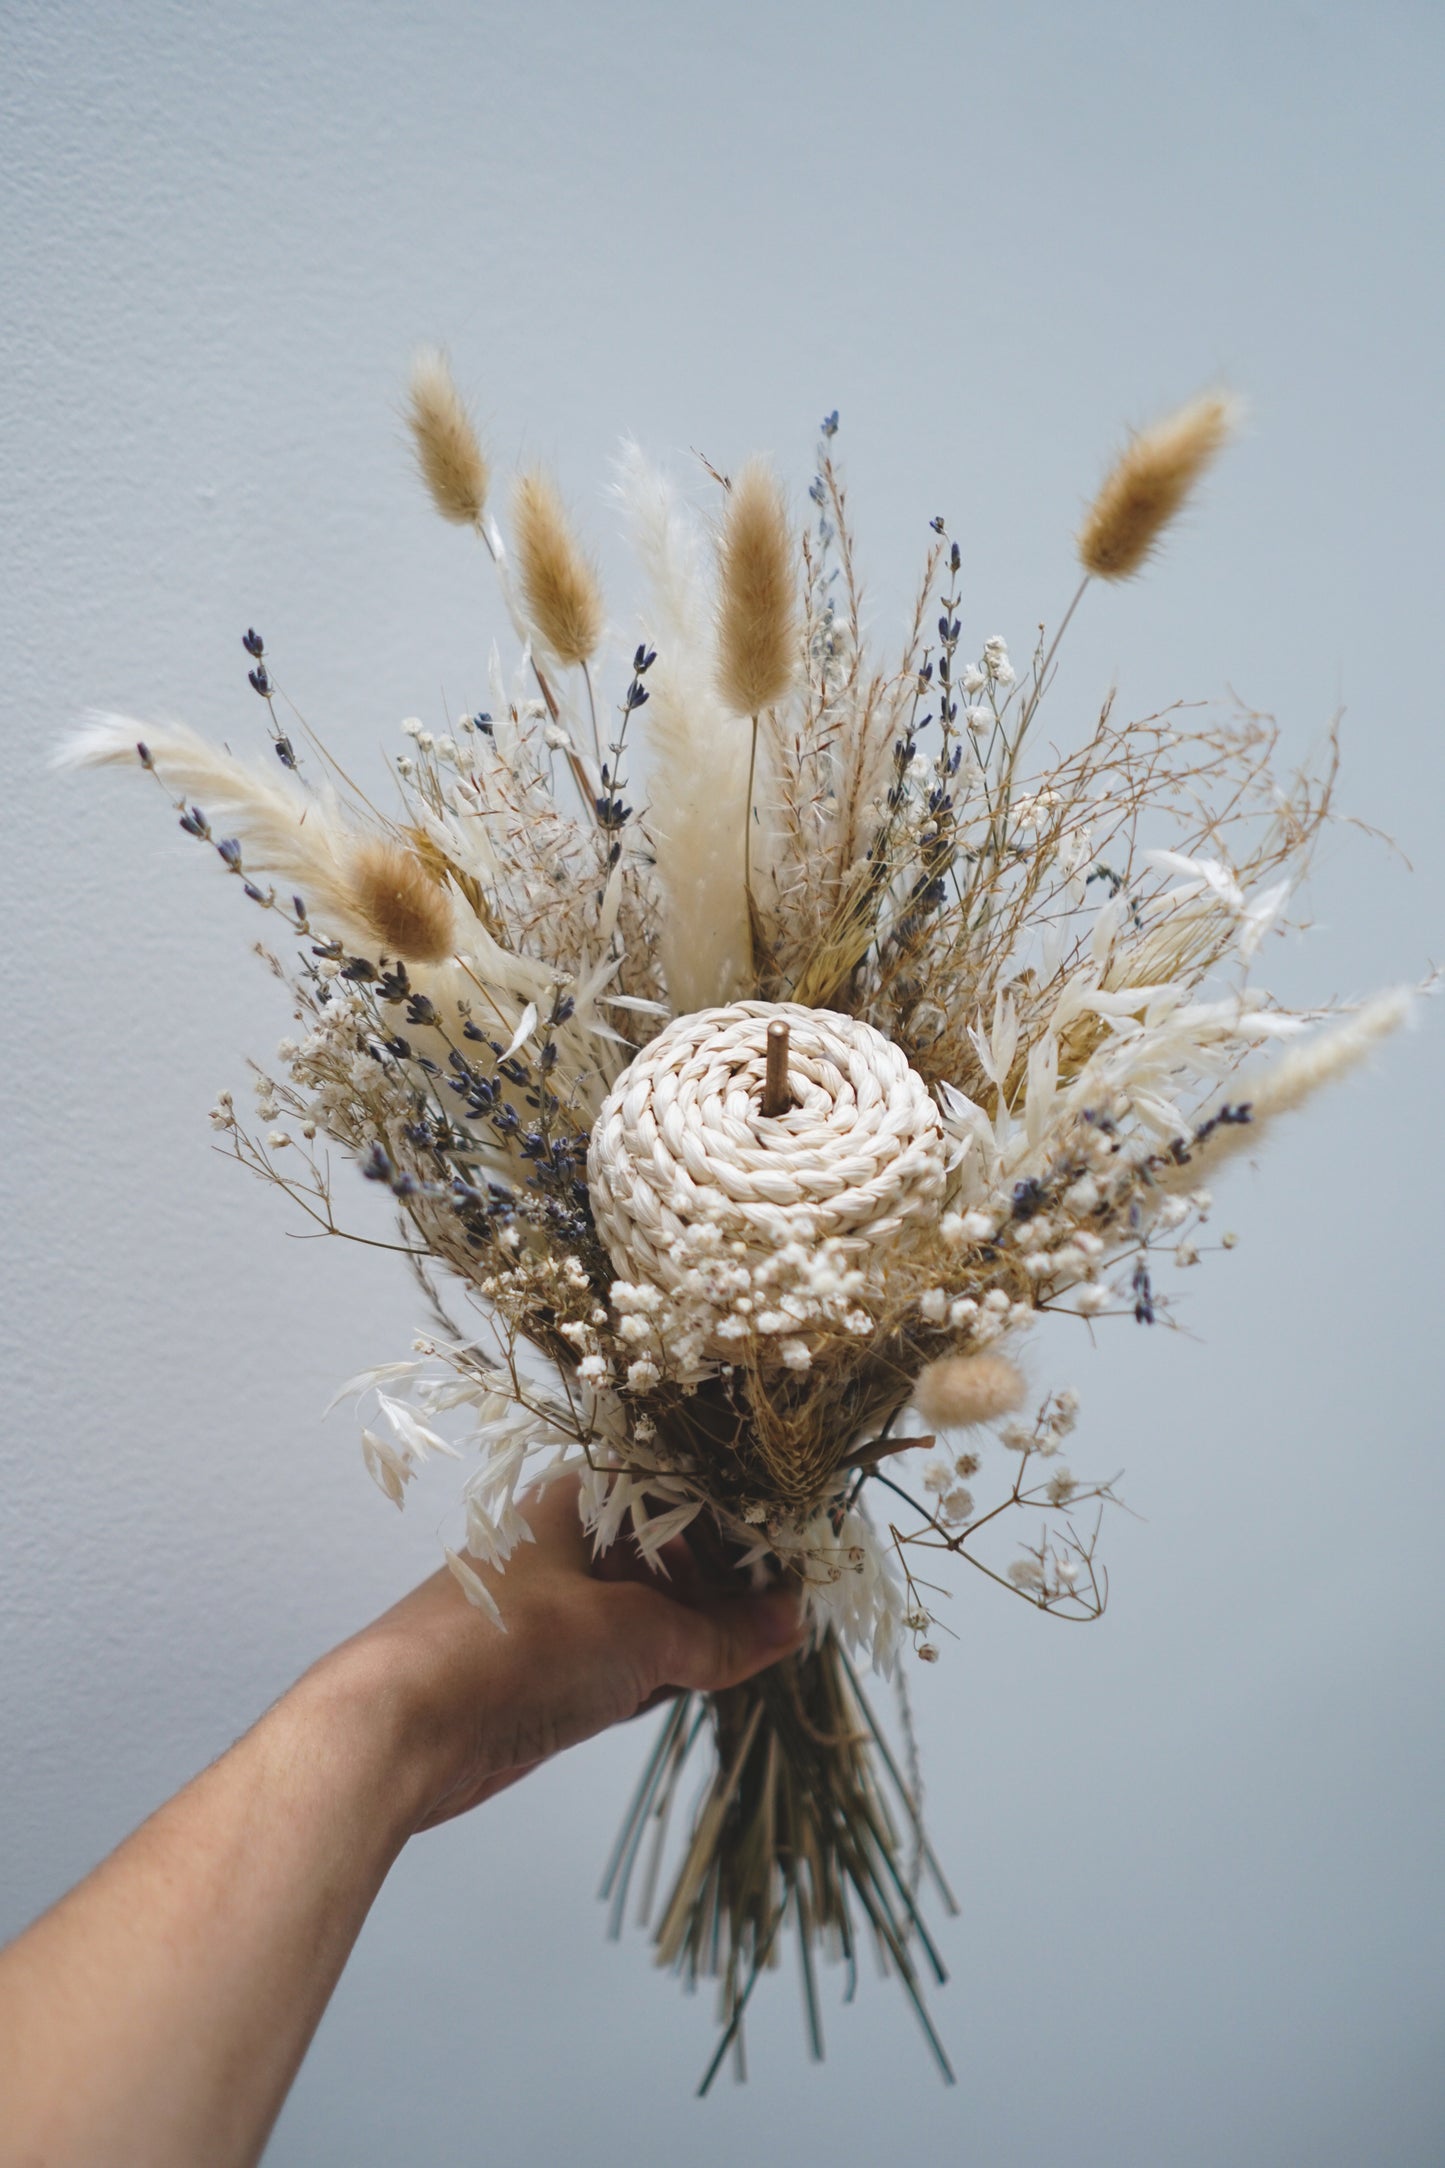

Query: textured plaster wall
2;3;1443;2162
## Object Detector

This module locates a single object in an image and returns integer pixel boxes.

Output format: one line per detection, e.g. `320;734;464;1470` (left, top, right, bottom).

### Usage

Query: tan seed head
913;1352;1027;1430
715;457;798;716
406;348;490;528
1077;392;1237;581
511;470;604;668
349;837;455;964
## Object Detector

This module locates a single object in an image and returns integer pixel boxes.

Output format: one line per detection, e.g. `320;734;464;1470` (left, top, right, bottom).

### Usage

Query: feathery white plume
58;712;379;945
1162;989;1415;1187
614;443;751;1009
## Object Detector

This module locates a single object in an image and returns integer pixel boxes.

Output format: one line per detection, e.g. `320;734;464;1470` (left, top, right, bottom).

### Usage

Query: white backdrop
3;2;1443;2162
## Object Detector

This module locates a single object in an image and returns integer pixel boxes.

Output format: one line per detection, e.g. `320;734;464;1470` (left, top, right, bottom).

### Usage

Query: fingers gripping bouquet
65;360;1410;2087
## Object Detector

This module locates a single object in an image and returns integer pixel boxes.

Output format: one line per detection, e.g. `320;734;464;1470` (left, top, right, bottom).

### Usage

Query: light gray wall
3;2;1442;2162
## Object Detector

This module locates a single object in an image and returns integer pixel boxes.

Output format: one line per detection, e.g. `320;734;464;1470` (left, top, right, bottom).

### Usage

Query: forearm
0;1495;801;2167
0;1645;424;2168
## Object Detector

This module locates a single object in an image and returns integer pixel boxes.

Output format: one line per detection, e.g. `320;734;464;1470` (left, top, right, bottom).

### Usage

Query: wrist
278;1634;447;1854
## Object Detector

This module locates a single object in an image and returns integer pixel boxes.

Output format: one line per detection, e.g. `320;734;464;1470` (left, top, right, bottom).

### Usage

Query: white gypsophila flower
612;1279;664;1314
962;664;986;695
983;637;1014;685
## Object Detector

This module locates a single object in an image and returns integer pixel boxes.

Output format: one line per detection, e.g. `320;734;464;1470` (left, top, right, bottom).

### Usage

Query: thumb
662;1587;807;1694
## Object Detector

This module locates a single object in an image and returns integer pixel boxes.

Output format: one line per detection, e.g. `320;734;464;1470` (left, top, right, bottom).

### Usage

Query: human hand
318;1476;806;1836
0;1475;802;2168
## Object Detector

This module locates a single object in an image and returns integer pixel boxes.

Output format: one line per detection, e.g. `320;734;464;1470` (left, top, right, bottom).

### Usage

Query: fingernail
756;1590;803;1647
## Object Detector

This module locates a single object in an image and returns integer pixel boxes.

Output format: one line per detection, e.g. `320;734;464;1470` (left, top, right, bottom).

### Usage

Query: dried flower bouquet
64;360;1410;2088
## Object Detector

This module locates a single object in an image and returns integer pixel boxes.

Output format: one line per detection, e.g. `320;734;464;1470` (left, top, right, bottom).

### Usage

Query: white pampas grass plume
511;470;604;668
913;1353;1027;1430
1247;989;1413;1115
615;443;751;1010
57;713;454;962
1163;988;1414;1189
348;836;455;963
406;348;490;527
1077;392;1238;581
715;457;798;716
